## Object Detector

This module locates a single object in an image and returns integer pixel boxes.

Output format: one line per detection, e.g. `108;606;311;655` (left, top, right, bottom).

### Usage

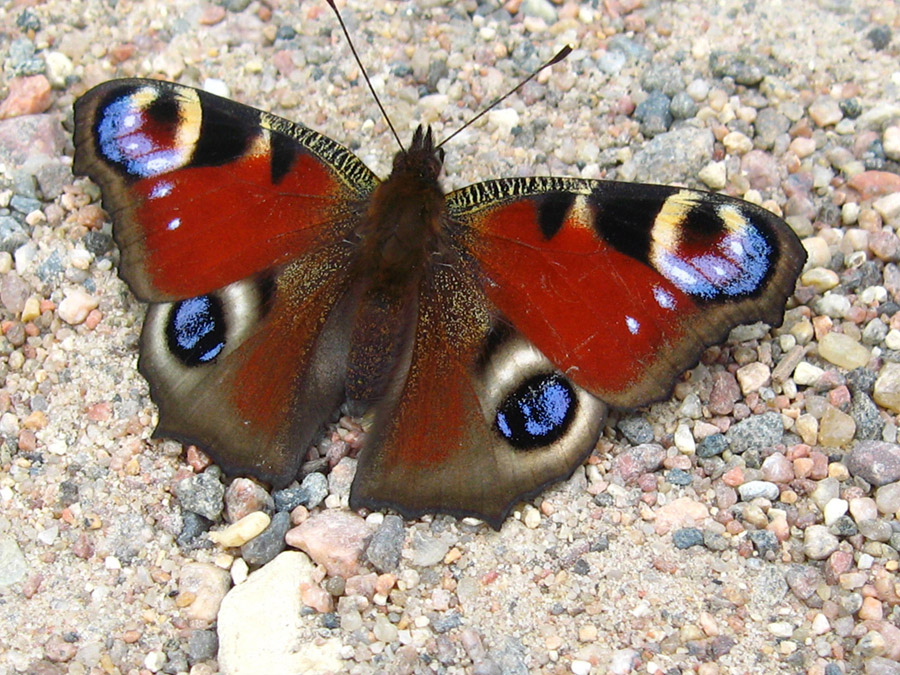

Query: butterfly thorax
353;126;447;290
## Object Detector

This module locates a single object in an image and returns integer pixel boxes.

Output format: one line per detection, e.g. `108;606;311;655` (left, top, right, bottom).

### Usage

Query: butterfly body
73;78;805;529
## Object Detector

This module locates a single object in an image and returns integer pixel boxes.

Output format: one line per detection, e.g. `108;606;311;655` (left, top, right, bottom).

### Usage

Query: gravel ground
1;0;899;674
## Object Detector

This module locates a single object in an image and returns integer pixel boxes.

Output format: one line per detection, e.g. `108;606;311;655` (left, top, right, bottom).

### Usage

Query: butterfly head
393;125;444;182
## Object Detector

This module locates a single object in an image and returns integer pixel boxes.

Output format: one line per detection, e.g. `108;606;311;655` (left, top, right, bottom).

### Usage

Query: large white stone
218;551;343;674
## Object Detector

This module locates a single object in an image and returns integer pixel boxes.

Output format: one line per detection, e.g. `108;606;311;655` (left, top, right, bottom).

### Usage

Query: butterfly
72;77;805;529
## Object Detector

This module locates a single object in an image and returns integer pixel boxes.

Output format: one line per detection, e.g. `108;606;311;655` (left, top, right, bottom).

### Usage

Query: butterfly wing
74;80;378;486
73;79;377;301
447;177;806;409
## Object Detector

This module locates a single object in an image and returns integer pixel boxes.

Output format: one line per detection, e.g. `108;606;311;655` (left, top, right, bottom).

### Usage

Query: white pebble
823;498;848;526
688;78;710;100
885;329;900;351
14;243;37;274
698;161;727;189
842;201;860;225
58;289;99;325
811;613;831;635
883;125;900;161
144;650;166;673
860;285;888;305
768;621;795;638
673;423;696;454
874;192;900;222
794;362;824;385
203;78;230;98
231;557;249;584
522;504;541;529
69;248;93;271
487;108;519;138
571;660;592;675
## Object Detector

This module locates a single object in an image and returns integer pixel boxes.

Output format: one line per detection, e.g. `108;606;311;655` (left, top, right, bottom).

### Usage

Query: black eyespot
495;373;576;449
166;295;226;366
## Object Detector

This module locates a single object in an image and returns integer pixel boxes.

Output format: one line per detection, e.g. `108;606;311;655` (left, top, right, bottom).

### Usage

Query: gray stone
607;35;652;62
616;415;654;444
621;126;714;184
828;515;858;537
10;194;41;215
273;471;330;511
186;630;218;663
665;468;693;486
634;91;673;137
846;441;900;486
753;107;789;150
640;63;684;98
173;467;225;521
365;515;405;573
726;412;784;455
748;529;779;558
697;433;728;458
863;656;900;675
670;90;699;119
519;0;556;22
0;216;29;254
672;528;704;549
34;160;71;200
709;50;770;85
851;392;884;441
432;611;463;634
9;38;44;76
857;518;893;542
240;510;291;566
176;511;211;549
410;532;449;568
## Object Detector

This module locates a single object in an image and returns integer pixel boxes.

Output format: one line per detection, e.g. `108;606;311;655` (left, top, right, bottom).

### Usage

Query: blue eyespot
166;295;226;366
96;92;187;178
496;374;576;449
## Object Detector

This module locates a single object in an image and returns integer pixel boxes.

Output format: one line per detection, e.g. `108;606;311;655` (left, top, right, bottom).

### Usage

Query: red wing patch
126;152;344;299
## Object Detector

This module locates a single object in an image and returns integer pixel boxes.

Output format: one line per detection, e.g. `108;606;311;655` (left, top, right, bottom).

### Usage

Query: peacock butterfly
72;56;805;529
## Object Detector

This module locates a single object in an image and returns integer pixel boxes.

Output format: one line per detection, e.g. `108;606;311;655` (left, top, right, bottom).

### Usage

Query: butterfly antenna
326;0;404;151
437;45;572;149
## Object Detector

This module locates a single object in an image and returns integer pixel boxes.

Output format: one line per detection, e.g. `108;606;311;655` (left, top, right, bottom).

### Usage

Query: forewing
73;78;377;302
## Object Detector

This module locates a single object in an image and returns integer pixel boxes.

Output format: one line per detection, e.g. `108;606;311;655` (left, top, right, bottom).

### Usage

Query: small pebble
737;480;779;501
803;525;840;560
57;289;99;325
817;332;871;370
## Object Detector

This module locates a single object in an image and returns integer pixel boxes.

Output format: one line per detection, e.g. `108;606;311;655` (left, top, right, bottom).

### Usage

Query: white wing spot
669;266;697;286
150;181;173;199
167;218;181;231
653;286;676;310
626;315;640;335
